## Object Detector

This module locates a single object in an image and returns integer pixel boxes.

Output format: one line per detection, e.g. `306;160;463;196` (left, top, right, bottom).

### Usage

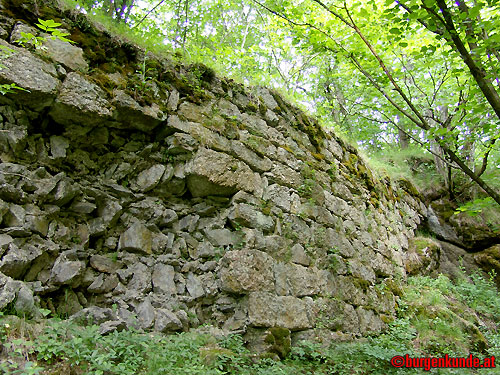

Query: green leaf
359;8;369;17
51;30;69;37
39;308;51;317
0;83;29;95
389;27;401;35
38;18;61;29
455;198;494;215
434;128;449;136
20;31;36;39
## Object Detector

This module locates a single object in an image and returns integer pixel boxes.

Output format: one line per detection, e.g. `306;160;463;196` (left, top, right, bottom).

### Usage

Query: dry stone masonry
0;0;426;346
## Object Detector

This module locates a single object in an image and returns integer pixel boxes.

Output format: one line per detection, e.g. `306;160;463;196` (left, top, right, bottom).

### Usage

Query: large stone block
136;298;155;329
90;254;123;274
186;272;204;299
87;274;118;293
228;203;274;233
41;36;88;71
155;308;183;332
0;242;42;279
127;262;152;293
0;272;21;310
70;307;117;325
50;72;112;126
255;87;279;111
356;307;385;334
219;249;275;293
118;222;152;255
274;263;326;297
347;259;376;285
248;292;313;330
231;140;272;172
0;40;59;109
50;254;85;287
152;263;176;295
133;164;166;192
204;228;243;247
186;148;261;197
312;297;360;333
263;184;293;212
268;164;303;188
112;90;165;131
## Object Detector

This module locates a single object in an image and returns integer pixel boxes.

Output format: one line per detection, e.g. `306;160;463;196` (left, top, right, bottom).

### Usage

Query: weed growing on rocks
1;267;499;374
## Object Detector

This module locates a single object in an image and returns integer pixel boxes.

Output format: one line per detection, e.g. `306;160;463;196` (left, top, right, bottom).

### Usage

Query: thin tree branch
134;0;166;28
343;49;424;127
434;0;500;121
475;137;497;178
251;0;500;204
396;1;444;35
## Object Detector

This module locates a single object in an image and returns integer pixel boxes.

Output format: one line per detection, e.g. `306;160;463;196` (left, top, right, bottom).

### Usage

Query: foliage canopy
63;0;500;206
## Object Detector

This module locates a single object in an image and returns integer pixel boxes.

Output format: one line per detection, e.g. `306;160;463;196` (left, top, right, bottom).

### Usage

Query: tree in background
71;0;500;206
248;0;499;204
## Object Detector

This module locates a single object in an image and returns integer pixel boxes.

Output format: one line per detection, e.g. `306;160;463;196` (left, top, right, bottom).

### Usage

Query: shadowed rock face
417;200;500;287
424;200;499;251
0;0;427;344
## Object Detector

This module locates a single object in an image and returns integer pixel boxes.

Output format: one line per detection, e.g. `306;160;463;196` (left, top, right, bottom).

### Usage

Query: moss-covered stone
474;245;500;286
384;278;404;296
89;71;118;96
162;68;211;104
242;135;271;158
246;101;259;113
199;347;235;364
190;62;216;83
397;177;422;199
369;196;380;208
0;0;438;357
380;314;395;324
258;352;281;361
264;327;291;359
351;276;371;290
311;152;325;161
290;112;329;152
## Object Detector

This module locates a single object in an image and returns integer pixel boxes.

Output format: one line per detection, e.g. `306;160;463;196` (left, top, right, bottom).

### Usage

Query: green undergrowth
1;267;499;374
366;145;440;192
47;0;321;133
55;0;251;88
57;0;174;60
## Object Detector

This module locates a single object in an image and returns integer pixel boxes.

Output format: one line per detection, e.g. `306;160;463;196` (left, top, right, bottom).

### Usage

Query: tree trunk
251;0;500;205
398;127;409;149
425;107;452;190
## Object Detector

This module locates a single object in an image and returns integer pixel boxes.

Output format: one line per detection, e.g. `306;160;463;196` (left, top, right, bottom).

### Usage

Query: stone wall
0;0;426;346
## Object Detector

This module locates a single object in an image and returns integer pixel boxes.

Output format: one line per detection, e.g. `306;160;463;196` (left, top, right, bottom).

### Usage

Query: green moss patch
264;327;292;359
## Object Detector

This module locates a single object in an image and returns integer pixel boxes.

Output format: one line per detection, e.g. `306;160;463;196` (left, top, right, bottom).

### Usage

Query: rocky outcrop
418;199;500;286
0;0;426;345
424;199;499;251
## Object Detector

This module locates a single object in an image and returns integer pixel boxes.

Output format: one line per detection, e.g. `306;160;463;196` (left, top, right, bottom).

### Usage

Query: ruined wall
0;0;426;346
